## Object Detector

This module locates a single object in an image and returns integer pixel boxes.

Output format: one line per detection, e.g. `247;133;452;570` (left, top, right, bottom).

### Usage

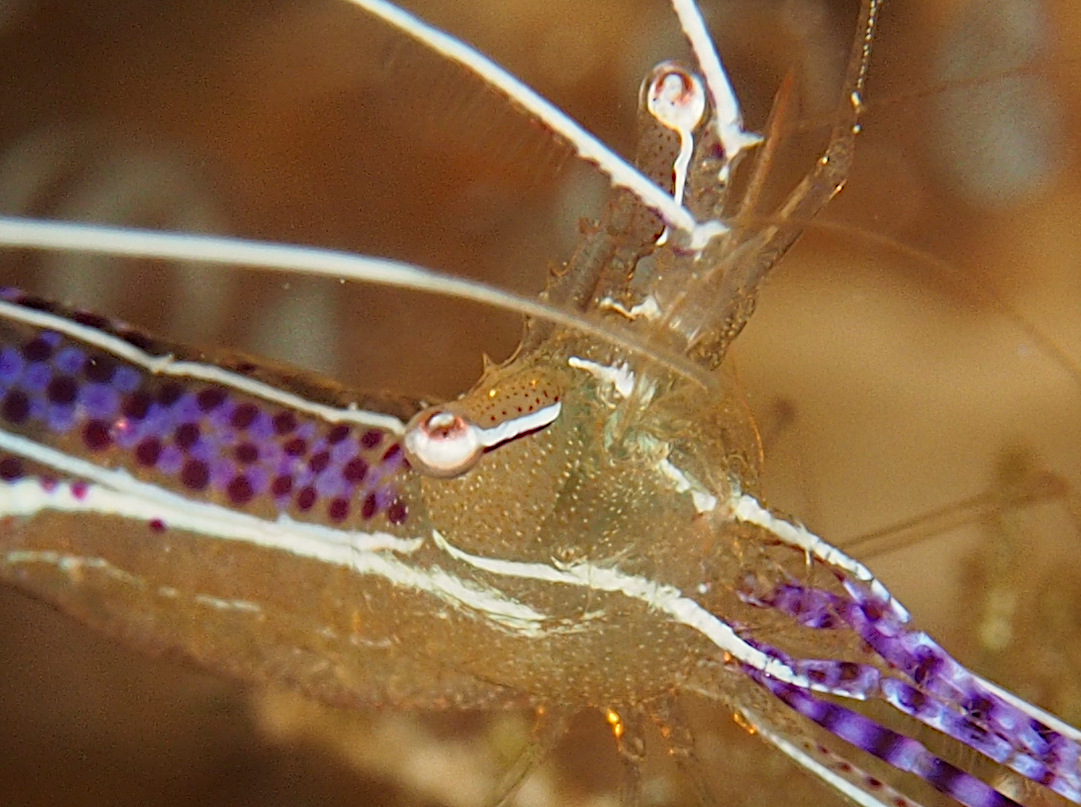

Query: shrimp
0;1;1076;807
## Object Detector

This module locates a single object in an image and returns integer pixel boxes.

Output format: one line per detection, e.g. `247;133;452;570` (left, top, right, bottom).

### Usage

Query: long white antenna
347;0;728;247
668;0;762;176
0;216;717;390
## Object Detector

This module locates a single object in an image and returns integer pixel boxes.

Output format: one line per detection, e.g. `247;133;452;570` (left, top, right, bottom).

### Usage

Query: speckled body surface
0;290;412;527
0;1;1080;806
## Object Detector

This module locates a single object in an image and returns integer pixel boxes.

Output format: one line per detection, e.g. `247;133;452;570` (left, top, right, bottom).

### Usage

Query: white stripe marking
431;529;828;694
0;297;406;434
0;428;418;557
474;402;562;448
597;296;663;323
0;431;548;635
975;674;1081;745
668;0;762;173
567;356;636;399
8;551;255;616
730;492;909;622
657;458;718;514
193;593;264;613
0;217;717;391
346;0;712;241
4;550;141;585
742;709;915;807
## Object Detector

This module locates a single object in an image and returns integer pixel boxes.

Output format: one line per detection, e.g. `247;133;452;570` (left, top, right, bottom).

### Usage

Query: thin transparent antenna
735;73;799;226
841;467;1070;558
0;216;717;391
650;697;718;807
487;708;571;807
687;0;883;360
609;706;647;807
810;216;1081;395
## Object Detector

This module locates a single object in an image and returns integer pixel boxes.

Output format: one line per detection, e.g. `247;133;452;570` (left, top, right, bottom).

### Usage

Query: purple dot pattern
745;665;1021;807
3;290;1075;807
738;575;1081;803
837;579;1081;802
0;313;412;529
803;738;922;807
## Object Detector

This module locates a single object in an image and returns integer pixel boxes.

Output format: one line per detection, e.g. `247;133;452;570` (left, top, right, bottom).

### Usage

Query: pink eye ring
403;408;483;478
644;62;707;135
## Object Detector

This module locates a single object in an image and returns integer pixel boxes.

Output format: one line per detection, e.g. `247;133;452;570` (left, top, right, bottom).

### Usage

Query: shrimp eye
644;62;706;134
403;408;483;478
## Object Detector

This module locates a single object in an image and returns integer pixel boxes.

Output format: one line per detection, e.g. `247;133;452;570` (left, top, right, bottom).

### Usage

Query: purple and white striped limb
738;572;1081;802
746;667;1021;807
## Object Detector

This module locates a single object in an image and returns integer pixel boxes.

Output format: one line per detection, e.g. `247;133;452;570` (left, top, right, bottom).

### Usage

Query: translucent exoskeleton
0;1;1080;806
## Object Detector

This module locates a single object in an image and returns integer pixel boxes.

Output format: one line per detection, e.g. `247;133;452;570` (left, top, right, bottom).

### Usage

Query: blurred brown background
0;0;1080;805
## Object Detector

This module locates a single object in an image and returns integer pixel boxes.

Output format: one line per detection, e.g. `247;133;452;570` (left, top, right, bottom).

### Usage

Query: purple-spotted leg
0;1;1076;807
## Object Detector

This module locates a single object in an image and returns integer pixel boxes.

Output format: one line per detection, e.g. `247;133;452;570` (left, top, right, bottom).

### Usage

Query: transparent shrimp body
403;339;755;703
0;1;1078;807
387;56;768;703
380;16;1081;802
